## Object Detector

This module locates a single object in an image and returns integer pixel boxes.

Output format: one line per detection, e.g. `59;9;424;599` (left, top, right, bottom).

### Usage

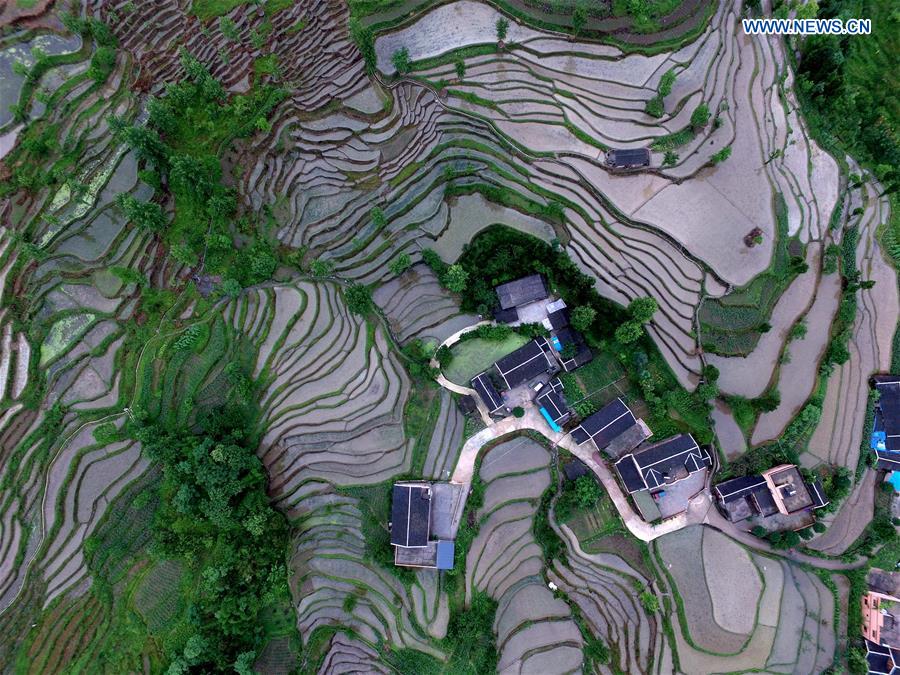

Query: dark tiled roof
877;450;900;471
753;487;779;517
537;387;570;425
495;274;548;310
471;371;504;413
615;455;646;492
808;478;830;509
550;327;593;371
391;484;431;547
607;148;650;167
547;308;569;330
493;307;519;324
616;434;709;493
714;475;768;502
571;398;636;448
876;378;900;451
494;337;555;388
867;639;900;674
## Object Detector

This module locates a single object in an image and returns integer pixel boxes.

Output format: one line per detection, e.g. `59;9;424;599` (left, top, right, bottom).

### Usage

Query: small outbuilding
471;371;505;416
606;148;650;169
495;274;549;310
536;379;571;431
390;481;460;570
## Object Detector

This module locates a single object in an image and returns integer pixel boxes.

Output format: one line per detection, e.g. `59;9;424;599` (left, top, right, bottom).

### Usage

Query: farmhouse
863;569;900;661
614;434;710;493
495;274;549;311
494;336;557;389
713;465;828;530
606;147;650;169
390;481;457;570
613;434;711;521
571;398;650;457
872;376;900;472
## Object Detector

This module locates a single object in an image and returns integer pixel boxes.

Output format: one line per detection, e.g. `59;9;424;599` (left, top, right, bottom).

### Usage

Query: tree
345;283;373;315
116;194;166;231
512;406;524;418
614;320;643;344
443;264;469;293
309;258;334;277
495;17;509;42
370;206;386;228
697;382;719;401
221;278;242;299
435;345;453;368
628;297;657;323
391;47;411;75
574;475;601;507
663;150;678;166
455;59;466;80
639;589;659;613
751;525;767;538
349;18;376;72
645;96;664;118
88;46;117;82
570;305;597;332
690;102;710;128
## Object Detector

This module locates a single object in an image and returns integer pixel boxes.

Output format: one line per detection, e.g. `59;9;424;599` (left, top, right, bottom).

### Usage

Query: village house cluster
387;275;859;569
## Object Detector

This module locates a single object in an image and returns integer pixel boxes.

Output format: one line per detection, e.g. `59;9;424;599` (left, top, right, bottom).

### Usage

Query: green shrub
690;103;710;128
658;69;676;97
645;96;664;118
574;475;602;507
710;146;732;164
512;406;525;418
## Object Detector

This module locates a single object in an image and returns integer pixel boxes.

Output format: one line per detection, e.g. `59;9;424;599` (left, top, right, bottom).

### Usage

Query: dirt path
449;403;696;542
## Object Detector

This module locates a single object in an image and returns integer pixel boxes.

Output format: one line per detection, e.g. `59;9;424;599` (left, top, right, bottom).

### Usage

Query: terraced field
655;526;837;674
0;0;890;670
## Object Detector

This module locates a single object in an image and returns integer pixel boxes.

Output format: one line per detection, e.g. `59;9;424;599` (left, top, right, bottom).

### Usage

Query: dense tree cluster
796;0;898;194
135;417;290;673
110;49;285;288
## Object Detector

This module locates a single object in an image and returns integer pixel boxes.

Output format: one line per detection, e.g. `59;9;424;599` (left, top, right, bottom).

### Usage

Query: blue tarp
539;407;562;432
872;430;887;451
551;336;562;352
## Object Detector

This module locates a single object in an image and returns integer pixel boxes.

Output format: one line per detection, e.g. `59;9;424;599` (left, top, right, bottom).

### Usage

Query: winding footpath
444;394;865;569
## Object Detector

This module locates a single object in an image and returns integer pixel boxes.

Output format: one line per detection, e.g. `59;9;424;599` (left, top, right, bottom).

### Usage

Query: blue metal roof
436;540;455;570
